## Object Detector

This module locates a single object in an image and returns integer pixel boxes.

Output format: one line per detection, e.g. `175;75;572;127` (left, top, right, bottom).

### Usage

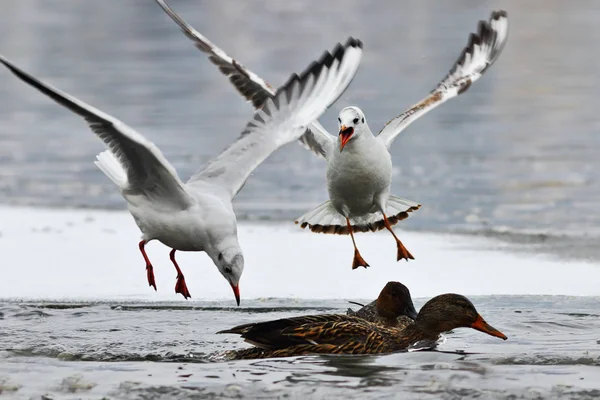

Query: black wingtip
438;9;508;92
0;56;21;78
344;37;363;50
276;37;362;103
490;10;508;20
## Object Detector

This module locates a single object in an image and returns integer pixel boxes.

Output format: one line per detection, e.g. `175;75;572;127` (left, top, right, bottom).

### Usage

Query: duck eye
353;118;359;124
218;253;223;261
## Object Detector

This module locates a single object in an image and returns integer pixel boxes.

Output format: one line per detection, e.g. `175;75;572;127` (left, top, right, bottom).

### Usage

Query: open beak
339;125;354;152
230;283;240;306
471;314;507;340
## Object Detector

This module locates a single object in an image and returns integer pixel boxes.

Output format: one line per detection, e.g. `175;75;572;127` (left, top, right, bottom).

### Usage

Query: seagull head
337;106;366;152
214;247;244;306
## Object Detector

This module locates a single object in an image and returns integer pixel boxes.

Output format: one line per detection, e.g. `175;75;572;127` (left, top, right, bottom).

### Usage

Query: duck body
221;293;507;360
225;320;432;360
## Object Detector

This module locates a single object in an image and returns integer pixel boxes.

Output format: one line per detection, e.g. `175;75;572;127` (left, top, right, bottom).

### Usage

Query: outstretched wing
377;10;508;149
154;0;275;108
154;0;338;159
187;39;363;199
0;55;193;209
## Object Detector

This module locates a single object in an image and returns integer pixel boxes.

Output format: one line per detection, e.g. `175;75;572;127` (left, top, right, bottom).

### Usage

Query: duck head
376;281;418;322
415;293;507;340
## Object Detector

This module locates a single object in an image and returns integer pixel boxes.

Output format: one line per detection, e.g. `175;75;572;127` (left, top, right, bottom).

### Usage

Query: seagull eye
353;118;359;124
218;253;223;261
338;117;341;123
224;266;232;274
362;117;365;123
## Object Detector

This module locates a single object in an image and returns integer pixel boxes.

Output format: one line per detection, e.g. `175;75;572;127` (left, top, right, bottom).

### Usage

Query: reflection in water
1;1;600;240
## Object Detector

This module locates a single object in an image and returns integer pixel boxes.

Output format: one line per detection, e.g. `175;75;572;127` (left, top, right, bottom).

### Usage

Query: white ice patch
0;206;598;302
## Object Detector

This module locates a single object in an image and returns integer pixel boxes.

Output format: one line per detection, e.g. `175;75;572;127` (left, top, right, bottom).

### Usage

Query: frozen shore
0;206;598;302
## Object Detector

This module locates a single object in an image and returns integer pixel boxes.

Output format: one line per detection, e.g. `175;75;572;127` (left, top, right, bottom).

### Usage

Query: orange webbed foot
396;241;414;262
351;249;370;270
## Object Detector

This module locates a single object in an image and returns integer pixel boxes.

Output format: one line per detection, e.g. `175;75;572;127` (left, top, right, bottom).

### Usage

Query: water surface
2;296;600;399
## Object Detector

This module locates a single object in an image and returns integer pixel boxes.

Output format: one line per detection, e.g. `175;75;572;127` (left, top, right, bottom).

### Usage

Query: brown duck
218;281;417;350
220;293;507;360
346;281;417;328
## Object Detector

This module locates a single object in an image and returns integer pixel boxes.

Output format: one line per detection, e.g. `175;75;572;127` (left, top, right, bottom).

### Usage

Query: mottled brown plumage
221;293;507;360
347;281;417;327
218;281;416;349
347;301;415;329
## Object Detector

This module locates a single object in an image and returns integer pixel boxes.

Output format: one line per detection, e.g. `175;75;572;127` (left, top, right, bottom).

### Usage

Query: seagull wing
187;38;363;199
0;56;193;209
377;11;508;149
154;0;276;108
154;0;341;159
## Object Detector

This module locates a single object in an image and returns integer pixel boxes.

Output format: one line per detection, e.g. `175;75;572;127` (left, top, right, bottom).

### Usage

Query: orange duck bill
471;314;507;340
339;125;354;151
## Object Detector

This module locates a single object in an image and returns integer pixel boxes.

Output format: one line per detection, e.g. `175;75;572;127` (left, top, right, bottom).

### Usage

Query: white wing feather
377;11;508;149
188;39;363;198
0;55;193;209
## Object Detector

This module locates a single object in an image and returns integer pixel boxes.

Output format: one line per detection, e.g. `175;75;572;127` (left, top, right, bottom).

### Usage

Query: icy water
2;296;600;399
0;207;599;399
1;0;600;398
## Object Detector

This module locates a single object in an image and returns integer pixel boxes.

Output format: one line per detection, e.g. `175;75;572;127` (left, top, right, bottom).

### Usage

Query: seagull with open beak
152;0;508;269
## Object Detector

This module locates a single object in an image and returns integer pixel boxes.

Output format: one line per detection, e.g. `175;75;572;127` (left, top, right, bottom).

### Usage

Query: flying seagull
154;0;508;269
0;37;363;303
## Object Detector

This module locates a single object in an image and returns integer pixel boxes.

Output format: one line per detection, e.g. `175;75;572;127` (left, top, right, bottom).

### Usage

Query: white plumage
0;37;363;303
154;1;508;269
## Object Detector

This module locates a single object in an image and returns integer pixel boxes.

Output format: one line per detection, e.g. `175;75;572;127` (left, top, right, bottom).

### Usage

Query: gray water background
1;0;598;239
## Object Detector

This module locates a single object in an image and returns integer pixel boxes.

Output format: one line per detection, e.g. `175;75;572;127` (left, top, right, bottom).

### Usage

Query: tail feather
94;150;128;189
295;196;421;235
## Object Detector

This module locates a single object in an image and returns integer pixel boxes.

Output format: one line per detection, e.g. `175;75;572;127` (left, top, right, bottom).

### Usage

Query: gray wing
0;55;193;209
154;0;275;108
154;0;338;159
377;11;508;149
187;39;363;199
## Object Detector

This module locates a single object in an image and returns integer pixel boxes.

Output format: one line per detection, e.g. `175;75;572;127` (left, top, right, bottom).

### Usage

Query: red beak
339;125;354;151
231;283;240;306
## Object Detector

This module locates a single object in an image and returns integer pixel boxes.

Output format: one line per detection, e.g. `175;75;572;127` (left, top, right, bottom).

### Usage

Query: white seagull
155;1;508;269
0;38;363;304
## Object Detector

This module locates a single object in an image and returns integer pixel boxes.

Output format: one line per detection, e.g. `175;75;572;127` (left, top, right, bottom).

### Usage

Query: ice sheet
0;206;598;302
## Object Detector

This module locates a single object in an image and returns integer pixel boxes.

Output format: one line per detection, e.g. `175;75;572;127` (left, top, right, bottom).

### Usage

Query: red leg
346;218;369;270
382;213;414;261
139;240;156;291
170;249;191;299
